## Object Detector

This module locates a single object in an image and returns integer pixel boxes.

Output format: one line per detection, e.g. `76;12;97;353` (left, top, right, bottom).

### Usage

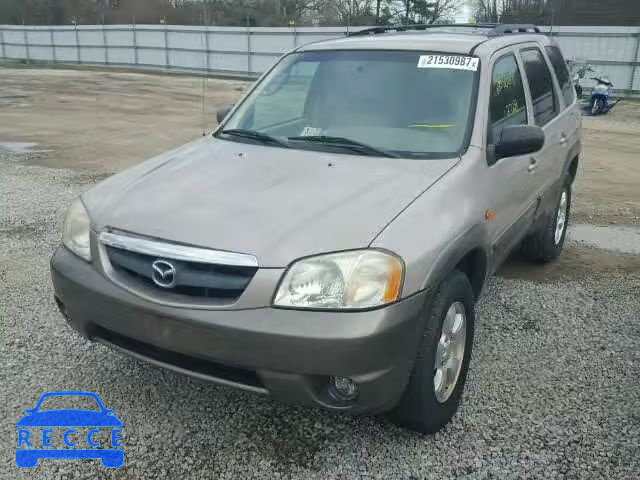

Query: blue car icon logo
15;391;123;468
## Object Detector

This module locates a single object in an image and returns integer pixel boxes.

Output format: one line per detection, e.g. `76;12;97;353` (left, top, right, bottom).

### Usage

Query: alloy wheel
433;302;467;403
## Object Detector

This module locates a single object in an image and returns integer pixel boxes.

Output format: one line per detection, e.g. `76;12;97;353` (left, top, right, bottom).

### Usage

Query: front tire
522;177;571;263
591;97;604;115
390;270;475;434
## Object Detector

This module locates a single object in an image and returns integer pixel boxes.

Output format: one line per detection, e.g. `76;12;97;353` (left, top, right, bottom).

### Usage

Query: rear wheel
390;270;475;434
522;177;571;263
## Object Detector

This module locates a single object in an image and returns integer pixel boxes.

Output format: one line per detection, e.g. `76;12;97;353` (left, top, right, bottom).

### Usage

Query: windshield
218;50;479;159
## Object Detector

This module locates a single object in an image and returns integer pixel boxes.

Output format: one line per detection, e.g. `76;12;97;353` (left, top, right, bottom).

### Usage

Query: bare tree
391;0;461;24
472;0;551;24
419;0;460;23
330;0;376;25
473;0;500;22
277;0;324;24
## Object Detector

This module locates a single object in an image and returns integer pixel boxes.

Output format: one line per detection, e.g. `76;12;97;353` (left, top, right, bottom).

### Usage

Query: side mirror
216;106;233;124
494;125;545;160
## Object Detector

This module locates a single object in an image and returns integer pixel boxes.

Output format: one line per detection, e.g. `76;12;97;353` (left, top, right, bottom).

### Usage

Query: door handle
560;133;568;145
527;157;538;172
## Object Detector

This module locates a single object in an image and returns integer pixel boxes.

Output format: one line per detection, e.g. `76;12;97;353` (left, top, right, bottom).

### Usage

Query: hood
84;137;458;267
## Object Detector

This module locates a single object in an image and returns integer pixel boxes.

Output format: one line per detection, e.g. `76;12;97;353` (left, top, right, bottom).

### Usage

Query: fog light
328;376;358;401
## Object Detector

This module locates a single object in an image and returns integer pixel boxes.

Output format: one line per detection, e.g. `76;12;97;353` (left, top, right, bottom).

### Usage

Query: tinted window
520;48;558;126
545;45;574;107
488;54;528;145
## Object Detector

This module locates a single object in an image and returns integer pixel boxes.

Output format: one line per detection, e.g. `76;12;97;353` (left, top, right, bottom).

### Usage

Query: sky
455;4;473;23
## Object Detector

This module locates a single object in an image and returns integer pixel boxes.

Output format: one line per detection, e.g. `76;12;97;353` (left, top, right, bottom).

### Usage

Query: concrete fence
1;24;640;96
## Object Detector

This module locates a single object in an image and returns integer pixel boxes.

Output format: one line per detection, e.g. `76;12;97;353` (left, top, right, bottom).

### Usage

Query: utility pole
376;0;381;25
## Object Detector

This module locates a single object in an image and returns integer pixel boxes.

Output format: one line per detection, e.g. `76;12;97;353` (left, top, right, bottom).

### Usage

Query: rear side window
520;48;558;126
545;45;574;107
488;54;528;146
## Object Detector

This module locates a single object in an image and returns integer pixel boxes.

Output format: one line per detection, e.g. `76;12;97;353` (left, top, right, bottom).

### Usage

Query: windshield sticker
300;127;323;137
418;55;479;71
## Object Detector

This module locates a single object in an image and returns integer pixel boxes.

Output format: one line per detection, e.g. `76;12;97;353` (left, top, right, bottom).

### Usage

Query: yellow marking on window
408;124;456;129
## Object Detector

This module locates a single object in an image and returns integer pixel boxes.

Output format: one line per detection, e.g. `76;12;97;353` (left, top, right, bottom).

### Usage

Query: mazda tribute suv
51;24;581;433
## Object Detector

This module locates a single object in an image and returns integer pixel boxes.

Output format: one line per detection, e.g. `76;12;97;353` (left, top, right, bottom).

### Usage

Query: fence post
74;24;81;64
102;23;109;65
164;24;169;69
628;29;640;96
204;25;210;73
132;18;138;66
23;27;30;64
247;27;252;76
0;28;5;60
50;27;56;63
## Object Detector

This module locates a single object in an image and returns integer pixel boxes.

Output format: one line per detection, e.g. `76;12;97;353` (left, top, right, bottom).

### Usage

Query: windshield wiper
288;135;399;158
220;129;290;148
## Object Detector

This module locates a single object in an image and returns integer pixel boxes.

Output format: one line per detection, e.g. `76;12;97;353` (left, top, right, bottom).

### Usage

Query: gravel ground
1;148;639;479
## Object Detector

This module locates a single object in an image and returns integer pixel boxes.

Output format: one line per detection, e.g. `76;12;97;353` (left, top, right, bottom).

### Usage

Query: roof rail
347;24;494;37
487;24;541;37
348;23;541;38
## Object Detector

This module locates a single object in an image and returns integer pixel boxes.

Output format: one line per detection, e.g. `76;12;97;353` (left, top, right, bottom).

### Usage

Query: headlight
274;250;403;310
62;199;91;261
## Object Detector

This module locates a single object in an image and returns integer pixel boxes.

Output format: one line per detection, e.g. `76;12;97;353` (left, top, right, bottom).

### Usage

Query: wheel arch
419;238;490;301
564;141;581;184
454;248;488;299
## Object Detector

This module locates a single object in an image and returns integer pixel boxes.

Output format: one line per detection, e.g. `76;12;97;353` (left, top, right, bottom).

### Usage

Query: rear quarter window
545;45;575;107
520;48;559;126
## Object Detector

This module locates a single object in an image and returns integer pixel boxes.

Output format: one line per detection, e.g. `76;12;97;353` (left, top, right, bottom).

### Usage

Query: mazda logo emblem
151;260;177;288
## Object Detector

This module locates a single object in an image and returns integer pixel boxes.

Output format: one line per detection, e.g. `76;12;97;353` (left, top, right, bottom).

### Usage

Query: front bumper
51;246;432;414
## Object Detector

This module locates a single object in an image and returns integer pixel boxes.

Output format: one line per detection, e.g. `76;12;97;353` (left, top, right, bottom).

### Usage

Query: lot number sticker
418;55;479;71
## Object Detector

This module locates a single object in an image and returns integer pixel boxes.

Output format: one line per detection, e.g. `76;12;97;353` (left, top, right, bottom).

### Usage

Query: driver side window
488;54;528;147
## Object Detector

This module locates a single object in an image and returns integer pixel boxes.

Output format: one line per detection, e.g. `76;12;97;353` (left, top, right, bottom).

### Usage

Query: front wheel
389;270;475;434
591;97;605;115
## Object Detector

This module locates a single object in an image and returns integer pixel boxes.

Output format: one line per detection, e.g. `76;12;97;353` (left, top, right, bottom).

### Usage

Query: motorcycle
571;63;592;99
589;76;614;115
569;62;620;115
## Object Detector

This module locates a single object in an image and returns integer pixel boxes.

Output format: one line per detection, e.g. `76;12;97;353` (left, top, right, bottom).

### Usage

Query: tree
276;0;324;24
473;0;499;23
103;0;173;24
472;0;552;24
329;0;376;25
413;0;459;23
390;0;460;24
0;0;96;25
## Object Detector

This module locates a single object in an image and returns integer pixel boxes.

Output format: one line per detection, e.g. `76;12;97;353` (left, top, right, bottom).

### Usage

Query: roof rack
348;23;541;38
488;24;541;37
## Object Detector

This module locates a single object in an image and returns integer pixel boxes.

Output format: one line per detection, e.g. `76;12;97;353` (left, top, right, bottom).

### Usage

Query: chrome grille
100;232;258;304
